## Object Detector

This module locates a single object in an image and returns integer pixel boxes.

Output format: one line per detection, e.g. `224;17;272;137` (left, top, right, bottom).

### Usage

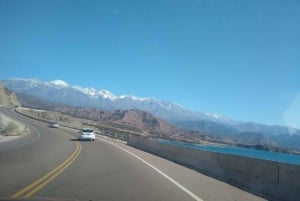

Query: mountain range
2;78;300;150
2;78;233;123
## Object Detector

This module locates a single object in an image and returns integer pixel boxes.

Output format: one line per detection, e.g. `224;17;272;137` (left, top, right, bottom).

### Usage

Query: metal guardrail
97;130;130;141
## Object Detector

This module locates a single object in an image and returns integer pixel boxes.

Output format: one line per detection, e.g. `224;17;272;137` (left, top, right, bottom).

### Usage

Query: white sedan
49;122;60;128
79;128;95;141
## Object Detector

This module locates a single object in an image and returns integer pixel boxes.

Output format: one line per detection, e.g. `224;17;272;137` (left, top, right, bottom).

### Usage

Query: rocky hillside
15;92;67;110
0;82;20;107
54;106;187;137
0;82;25;136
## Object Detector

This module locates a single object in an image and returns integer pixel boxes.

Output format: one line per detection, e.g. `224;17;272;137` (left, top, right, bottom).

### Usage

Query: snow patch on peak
72;86;96;96
49;80;69;87
99;90;117;100
119;95;147;101
71;86;116;100
82;88;97;96
205;112;224;120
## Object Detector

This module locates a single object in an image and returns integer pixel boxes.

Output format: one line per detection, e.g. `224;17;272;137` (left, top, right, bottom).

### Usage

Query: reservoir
156;139;300;165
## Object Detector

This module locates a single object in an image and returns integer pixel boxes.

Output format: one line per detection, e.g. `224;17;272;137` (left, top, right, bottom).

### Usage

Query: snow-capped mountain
2;78;232;124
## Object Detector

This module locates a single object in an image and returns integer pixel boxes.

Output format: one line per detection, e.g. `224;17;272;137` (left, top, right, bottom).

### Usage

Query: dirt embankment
0;82;21;107
17;107;84;128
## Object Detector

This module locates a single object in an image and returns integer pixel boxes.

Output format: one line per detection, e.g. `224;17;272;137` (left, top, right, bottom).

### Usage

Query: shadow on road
69;138;95;142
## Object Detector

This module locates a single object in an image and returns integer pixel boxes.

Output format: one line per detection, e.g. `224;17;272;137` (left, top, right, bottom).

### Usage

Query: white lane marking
98;137;204;201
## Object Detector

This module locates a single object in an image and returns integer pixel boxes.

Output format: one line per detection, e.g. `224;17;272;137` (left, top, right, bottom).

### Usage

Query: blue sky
1;0;300;127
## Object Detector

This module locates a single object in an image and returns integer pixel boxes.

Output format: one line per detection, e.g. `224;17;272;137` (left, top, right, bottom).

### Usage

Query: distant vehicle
49;122;59;128
79;128;95;141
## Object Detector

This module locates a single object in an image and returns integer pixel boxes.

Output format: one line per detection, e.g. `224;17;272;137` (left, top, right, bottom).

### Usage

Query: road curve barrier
128;136;300;201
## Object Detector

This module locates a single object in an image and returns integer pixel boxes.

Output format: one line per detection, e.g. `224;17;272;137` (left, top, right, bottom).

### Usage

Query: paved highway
0;107;266;201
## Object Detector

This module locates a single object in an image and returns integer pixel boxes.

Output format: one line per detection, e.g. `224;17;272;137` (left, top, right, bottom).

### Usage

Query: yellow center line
11;141;82;198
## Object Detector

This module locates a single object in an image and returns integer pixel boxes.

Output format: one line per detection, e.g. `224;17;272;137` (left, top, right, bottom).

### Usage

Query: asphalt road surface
0;107;266;201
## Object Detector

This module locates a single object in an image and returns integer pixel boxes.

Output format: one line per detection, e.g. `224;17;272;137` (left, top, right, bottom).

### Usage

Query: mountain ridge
3;78;231;123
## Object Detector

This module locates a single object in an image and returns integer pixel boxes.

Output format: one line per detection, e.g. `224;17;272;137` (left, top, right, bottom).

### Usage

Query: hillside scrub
0;113;26;136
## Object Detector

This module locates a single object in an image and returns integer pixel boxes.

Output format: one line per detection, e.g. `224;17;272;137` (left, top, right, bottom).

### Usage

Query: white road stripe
98;137;204;201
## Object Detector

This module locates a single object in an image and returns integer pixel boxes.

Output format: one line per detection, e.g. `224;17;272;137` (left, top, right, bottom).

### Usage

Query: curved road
0;107;266;201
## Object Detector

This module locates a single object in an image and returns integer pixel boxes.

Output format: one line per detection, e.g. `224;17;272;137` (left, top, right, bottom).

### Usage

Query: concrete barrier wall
128;136;300;201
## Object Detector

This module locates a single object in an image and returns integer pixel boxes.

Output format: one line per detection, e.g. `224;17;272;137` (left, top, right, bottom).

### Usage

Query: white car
49;122;59;128
79;128;95;141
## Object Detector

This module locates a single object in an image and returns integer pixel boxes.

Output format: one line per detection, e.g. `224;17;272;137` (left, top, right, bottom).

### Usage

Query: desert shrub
4;122;18;135
0;115;3;128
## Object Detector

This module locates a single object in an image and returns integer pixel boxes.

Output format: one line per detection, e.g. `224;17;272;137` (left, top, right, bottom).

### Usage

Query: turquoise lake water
156;139;300;165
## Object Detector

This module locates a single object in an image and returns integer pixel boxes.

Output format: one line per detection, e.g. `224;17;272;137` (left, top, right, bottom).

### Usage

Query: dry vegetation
0;113;27;136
